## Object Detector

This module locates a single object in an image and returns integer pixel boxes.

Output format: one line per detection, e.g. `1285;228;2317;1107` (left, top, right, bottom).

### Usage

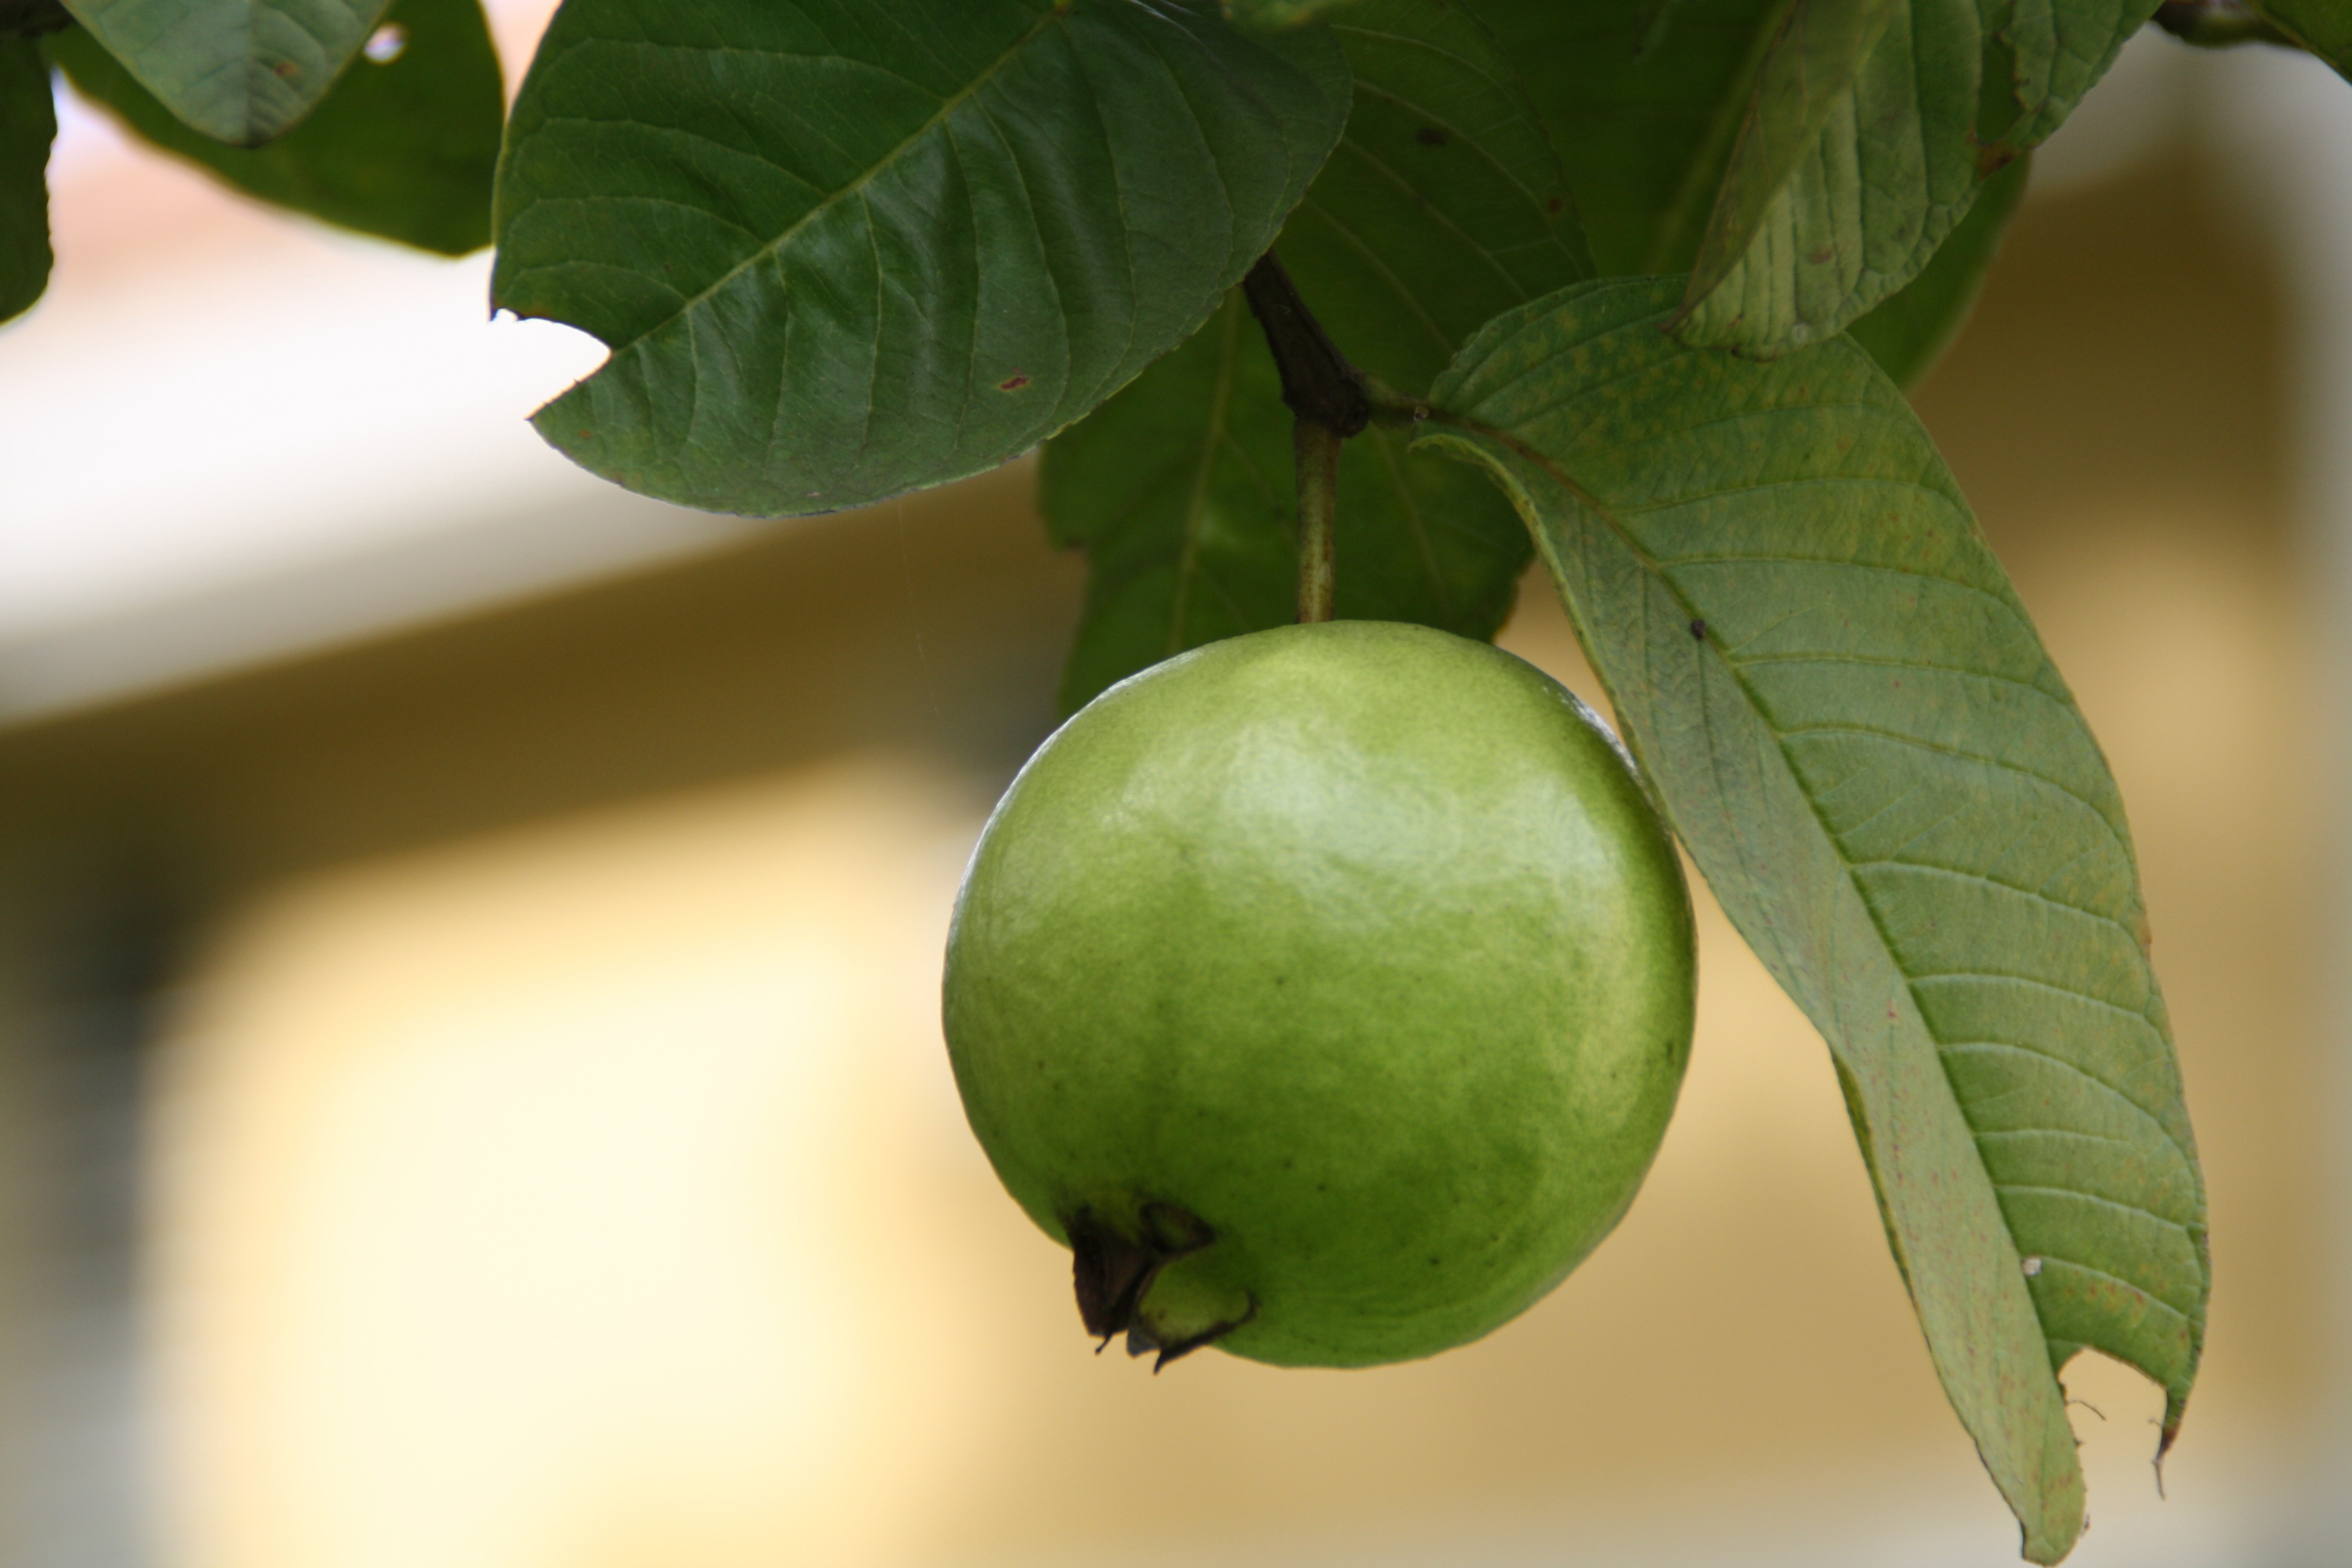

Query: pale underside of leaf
1845;148;2031;387
63;0;387;145
1418;276;2207;1564
492;0;1349;519
1678;0;2160;354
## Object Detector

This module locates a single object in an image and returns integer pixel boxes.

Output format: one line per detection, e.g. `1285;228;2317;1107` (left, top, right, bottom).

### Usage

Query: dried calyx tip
1065;1203;1252;1370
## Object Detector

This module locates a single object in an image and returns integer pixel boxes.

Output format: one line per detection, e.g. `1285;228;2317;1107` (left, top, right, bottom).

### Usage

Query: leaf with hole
492;0;1350;518
0;36;51;324
49;0;501;255
61;0;391;146
1415;275;2207;1565
1043;0;1586;705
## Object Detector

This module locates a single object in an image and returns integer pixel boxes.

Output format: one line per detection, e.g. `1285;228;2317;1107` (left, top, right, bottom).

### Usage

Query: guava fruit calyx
1067;1203;1256;1370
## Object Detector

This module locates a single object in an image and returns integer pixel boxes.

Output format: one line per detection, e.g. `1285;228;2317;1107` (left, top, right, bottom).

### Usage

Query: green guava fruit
942;621;1696;1368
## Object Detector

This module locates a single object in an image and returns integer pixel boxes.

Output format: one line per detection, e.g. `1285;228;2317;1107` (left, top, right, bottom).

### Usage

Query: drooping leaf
1417;276;2208;1565
60;0;390;146
1045;0;1584;705
1044;290;1529;712
492;0;1349;519
48;0;500;255
1226;0;1363;26
1847;149;2028;387
1472;0;2016;364
1674;0;2158;354
2250;0;2352;76
0;36;52;324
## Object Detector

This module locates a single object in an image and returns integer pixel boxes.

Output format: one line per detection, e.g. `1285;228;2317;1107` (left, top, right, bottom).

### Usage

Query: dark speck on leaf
1689;619;1707;641
1547;196;1564;215
999;374;1031;392
1416;126;1448;146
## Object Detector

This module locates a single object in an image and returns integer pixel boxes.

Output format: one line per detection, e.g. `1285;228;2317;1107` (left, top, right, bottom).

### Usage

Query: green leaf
1045;0;1586;706
1675;0;2158;354
60;0;390;146
0;36;52;324
1226;0;1362;25
1469;0;1782;276
1473;0;2030;377
1847;148;2028;387
1043;290;1529;712
1276;0;1593;394
492;0;1349;520
1417;276;2208;1565
47;0;500;255
2251;0;2352;76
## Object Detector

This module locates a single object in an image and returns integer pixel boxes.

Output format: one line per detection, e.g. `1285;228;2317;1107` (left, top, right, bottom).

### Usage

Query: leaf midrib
1422;355;2184;1338
523;4;1065;354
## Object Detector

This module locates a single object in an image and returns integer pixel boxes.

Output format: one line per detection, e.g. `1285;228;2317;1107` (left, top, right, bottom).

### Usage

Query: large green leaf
1044;290;1529;711
1847;149;2028;387
1277;0;1593;393
1472;0;2014;364
2252;0;2352;76
1417;276;2207;1564
1470;0;1780;276
1675;0;2158;354
0;36;51;325
1045;0;1585;706
1227;0;1362;25
492;0;1348;519
48;0;500;255
61;0;389;146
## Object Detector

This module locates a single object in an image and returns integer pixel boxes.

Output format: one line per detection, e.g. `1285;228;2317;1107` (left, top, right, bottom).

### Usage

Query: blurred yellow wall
0;148;2324;1568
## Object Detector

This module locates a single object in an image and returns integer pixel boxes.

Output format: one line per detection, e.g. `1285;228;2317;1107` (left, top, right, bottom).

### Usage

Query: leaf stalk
1241;253;1366;622
1293;422;1341;622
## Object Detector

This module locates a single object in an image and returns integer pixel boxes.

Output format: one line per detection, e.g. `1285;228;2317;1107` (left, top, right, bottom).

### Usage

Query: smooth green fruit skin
943;622;1696;1367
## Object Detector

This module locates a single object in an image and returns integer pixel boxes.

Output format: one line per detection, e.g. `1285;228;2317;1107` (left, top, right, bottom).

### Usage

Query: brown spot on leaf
1416;126;1448;146
1978;142;2020;178
1689;619;1707;641
1547;196;1564;215
999;373;1030;391
1807;246;1834;266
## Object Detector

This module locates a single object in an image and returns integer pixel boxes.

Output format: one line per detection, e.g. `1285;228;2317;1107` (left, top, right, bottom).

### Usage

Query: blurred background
1;10;2347;1567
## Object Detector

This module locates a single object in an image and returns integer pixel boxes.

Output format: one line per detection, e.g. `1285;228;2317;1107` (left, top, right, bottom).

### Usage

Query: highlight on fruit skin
942;621;1697;1369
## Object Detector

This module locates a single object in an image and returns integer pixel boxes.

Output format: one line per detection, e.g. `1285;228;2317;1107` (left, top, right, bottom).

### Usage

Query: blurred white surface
0;22;760;725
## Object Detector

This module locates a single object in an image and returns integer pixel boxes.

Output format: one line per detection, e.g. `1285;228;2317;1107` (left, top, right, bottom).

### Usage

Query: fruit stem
1295;422;1341;622
1241;253;1365;626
